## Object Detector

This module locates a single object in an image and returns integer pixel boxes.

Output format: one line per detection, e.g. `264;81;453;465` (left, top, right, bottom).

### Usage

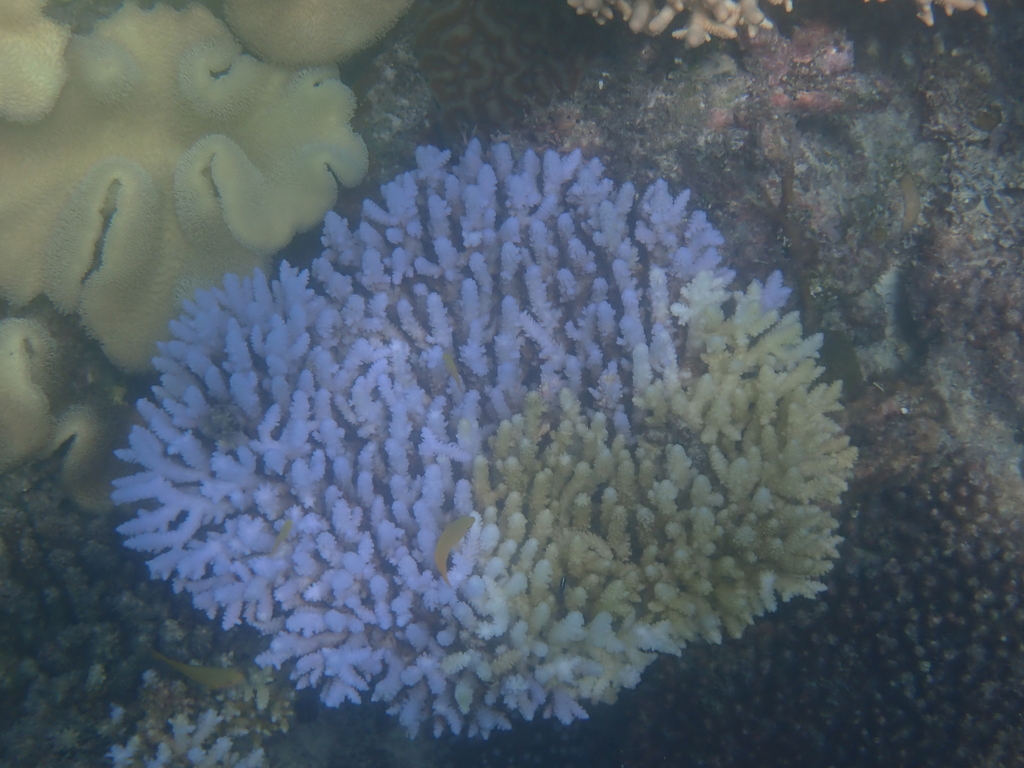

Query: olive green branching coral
467;274;855;703
107;666;293;768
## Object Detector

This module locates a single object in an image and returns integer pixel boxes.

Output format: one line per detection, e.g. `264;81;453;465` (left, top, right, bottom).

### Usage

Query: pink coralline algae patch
746;23;868;116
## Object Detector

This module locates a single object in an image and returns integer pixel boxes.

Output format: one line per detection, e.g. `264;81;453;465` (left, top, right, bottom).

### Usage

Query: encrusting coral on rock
112;141;855;737
0;2;368;371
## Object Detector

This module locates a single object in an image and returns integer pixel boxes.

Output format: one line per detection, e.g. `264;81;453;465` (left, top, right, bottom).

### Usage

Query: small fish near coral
150;650;245;690
435;515;475;585
113;141;856;738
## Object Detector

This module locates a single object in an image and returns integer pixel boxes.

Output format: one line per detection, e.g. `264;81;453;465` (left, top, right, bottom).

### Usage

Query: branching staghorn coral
891;0;988;26
113;141;855;737
566;0;988;46
107;666;292;768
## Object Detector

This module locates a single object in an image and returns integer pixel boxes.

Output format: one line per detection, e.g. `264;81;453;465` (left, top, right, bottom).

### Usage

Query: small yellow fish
442;351;464;393
434;515;474;586
150;650;245;689
899;171;921;234
271;518;293;554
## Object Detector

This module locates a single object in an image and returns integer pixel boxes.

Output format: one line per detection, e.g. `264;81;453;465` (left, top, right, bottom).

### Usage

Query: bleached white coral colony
113;141;857;737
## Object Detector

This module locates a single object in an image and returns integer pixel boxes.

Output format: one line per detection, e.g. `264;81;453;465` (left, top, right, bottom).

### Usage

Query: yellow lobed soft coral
0;313;125;508
0;0;71;122
0;3;368;370
0;318;56;472
224;0;414;68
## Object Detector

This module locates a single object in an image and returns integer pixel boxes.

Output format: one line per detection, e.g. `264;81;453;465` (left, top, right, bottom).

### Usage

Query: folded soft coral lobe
0;2;367;371
0;0;70;121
